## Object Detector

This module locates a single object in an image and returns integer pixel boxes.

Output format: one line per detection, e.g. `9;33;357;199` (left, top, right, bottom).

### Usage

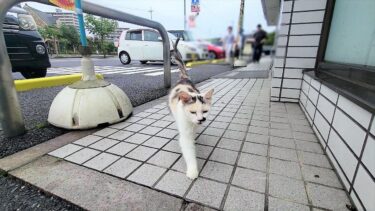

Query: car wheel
119;52;131;65
140;61;148;64
208;51;217;60
21;68;47;79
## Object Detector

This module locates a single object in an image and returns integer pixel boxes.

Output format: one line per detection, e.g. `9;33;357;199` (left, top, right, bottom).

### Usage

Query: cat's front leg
179;137;198;179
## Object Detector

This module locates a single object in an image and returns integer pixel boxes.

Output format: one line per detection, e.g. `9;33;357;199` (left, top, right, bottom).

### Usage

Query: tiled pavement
49;78;351;210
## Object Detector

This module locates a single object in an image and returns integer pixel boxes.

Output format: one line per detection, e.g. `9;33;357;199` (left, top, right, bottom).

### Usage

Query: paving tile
231;118;251;125
209;148;238;165
126;116;142;123
89;138;119;151
228;123;248;132
144;108;159;113
124;123;146;132
94;128;118;137
127;163;166;187
292;125;313;133
137;118;157;125
270;128;293;139
124;133;151;144
203;127;225;137
238;153;267;172
224;186;264;211
126;146;158;161
252;114;269;121
220;111;236;117
155;170;192;196
196;135;220;146
171;157;205;173
167;122;177;130
65;148;100;164
215;116;233;123
156;128;178;139
161;115;175;122
217;138;242;151
110;121;132;130
301;165;342;188
269;158;302;179
83;152;119;171
268;197;309;211
163;140;181;153
307;183;350;210
223;130;246;140
48;144;82;158
142;136;170;148
270;146;298;161
248;126;269;135
269;174;308;204
106;142;137;156
201;161;234;183
294;131;318;142
232;167;266;193
196;144;214;159
151;120;172;128
148;113;165;120
298;151;331;168
295;140;323;154
104;157;142;178
157;109;170;115
186;178;227;209
147;150;180;168
139;126;163;136
108;130;134;141
245;133;269;144
210;121;230;129
134;112;152;118
270;122;290;130
73;135;102;146
242;142;268;156
251;120;269;128
270;136;295;149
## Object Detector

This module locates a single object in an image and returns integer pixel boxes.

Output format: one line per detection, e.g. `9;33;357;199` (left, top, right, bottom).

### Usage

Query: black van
4;6;50;79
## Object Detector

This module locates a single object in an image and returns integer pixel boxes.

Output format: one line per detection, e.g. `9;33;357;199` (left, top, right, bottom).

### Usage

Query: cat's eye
190;111;196;114
203;110;208;113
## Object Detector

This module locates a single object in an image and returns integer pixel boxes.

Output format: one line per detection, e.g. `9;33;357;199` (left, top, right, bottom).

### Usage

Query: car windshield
169;31;194;41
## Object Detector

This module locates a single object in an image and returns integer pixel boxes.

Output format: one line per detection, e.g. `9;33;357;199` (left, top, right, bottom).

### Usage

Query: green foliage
59;24;80;53
264;31;275;45
85;15;117;57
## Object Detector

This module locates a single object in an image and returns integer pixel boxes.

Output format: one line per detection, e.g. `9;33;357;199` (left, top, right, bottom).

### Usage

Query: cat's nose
198;117;206;123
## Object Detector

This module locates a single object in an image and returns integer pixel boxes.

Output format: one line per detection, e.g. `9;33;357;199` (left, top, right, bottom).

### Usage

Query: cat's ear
204;89;214;101
178;91;192;104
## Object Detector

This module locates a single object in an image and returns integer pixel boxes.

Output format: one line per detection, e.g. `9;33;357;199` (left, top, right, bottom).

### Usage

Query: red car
198;40;225;59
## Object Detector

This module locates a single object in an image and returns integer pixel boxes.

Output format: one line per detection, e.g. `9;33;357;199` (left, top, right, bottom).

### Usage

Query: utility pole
184;0;186;30
148;7;153;20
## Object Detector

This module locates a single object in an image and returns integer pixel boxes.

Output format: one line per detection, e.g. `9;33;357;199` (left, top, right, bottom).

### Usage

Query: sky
24;0;275;39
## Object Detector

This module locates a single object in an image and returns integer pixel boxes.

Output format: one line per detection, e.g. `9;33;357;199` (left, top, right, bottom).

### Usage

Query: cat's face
178;89;214;125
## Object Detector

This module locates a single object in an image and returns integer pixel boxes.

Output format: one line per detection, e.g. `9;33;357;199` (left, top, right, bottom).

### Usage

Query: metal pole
74;0;88;47
0;0;26;137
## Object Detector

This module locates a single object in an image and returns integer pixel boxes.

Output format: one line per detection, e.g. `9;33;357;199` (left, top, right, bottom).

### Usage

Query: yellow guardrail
186;59;225;67
14;73;104;92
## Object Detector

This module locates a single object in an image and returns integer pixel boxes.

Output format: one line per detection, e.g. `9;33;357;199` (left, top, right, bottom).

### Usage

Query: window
125;30;142;41
324;0;375;66
144;30;160;41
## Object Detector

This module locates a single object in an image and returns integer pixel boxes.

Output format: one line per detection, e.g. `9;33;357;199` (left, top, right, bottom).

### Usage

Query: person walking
252;24;267;63
222;26;235;63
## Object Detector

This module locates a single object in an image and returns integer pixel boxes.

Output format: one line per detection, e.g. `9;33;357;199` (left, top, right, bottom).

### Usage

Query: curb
15;74;104;92
186;59;225;67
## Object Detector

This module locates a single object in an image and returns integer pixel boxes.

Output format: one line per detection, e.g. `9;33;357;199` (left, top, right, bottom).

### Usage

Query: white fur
175;101;199;179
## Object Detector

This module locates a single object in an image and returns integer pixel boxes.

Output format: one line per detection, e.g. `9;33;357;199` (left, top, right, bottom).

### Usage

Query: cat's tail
172;37;189;79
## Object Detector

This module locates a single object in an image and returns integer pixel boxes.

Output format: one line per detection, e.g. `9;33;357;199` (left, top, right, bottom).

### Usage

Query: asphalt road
2;57;231;158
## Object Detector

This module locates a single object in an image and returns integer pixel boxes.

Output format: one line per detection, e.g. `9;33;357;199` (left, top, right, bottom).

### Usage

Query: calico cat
168;38;214;179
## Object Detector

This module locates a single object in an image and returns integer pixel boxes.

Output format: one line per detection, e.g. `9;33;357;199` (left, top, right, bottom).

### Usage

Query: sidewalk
0;62;352;210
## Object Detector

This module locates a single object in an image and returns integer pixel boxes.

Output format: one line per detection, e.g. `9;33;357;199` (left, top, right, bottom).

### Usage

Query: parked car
4;6;50;79
197;40;225;59
117;29;198;65
168;30;208;60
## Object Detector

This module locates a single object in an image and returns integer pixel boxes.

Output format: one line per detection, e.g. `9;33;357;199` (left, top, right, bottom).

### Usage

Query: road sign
192;0;199;5
191;0;200;12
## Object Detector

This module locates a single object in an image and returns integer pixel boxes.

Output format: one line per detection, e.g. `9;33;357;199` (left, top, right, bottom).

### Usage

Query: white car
168;30;209;60
117;29;198;65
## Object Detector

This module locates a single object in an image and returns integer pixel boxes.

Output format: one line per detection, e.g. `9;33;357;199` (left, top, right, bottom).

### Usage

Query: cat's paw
186;168;199;180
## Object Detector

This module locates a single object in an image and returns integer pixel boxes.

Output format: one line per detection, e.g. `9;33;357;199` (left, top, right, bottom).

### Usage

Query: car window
144;30;160;41
126;31;142;41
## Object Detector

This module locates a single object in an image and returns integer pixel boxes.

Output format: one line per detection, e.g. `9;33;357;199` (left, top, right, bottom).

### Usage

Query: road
2;57;231;158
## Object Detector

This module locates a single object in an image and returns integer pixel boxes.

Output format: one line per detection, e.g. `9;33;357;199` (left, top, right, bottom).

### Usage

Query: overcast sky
24;0;275;39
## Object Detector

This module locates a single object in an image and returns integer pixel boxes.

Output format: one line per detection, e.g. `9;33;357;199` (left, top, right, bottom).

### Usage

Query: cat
168;38;214;179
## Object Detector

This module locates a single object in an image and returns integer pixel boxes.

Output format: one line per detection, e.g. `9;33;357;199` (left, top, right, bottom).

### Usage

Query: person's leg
258;45;263;62
252;46;256;62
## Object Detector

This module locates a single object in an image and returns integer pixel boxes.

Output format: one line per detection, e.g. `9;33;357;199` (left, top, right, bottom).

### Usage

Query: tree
85;15;117;58
59;25;80;53
264;31;275;45
38;25;60;55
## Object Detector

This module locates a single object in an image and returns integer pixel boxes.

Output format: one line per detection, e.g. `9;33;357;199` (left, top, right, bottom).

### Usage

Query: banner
49;0;75;11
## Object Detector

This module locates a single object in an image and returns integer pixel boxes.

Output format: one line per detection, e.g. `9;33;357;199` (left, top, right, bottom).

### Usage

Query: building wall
271;0;326;102
273;1;375;210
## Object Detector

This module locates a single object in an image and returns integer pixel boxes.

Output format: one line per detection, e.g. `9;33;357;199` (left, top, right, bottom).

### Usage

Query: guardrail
0;0;171;137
